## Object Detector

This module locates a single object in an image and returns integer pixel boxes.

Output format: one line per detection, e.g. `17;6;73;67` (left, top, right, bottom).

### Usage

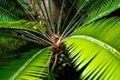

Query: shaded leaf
0;49;39;80
0;0;29;20
0;48;52;80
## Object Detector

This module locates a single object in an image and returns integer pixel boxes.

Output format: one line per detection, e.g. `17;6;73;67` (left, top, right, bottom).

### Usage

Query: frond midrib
9;47;51;80
68;35;120;59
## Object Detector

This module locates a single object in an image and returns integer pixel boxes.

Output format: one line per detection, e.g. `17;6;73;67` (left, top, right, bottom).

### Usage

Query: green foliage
0;36;26;54
0;20;45;34
0;0;30;20
0;0;120;80
83;0;120;25
65;17;120;79
9;48;51;80
0;49;40;80
72;17;120;51
0;36;27;67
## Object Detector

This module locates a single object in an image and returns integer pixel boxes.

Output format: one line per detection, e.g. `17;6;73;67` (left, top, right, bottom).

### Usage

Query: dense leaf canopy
0;0;120;80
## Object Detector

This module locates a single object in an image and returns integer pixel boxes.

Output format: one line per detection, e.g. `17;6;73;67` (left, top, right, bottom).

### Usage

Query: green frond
83;0;120;25
65;36;120;79
0;10;17;21
64;17;120;79
0;20;45;34
0;0;18;21
72;17;120;51
0;0;28;20
0;49;39;80
75;0;90;9
0;48;52;80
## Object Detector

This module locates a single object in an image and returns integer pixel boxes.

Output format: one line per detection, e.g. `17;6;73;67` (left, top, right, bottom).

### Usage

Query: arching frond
72;17;120;51
83;0;120;25
0;48;52;80
65;17;120;79
0;20;45;34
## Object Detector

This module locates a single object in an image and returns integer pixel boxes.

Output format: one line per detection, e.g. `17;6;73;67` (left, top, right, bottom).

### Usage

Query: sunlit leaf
65;17;120;79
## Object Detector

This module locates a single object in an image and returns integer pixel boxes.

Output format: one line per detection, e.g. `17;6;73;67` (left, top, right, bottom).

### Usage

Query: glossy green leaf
83;0;120;25
72;17;120;52
65;36;120;80
65;17;120;79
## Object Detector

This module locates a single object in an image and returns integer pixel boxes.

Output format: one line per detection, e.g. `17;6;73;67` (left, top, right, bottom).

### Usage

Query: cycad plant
0;0;120;80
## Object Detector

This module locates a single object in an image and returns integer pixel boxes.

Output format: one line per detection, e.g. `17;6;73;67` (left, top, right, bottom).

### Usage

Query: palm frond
0;19;54;46
75;0;90;9
84;0;120;25
16;0;39;21
48;0;55;34
0;48;52;80
72;17;120;51
61;0;78;34
57;0;65;34
0;20;45;34
65;17;120;79
0;9;17;21
0;49;39;80
0;0;29;20
40;0;55;35
16;0;48;34
61;0;89;39
18;31;53;45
